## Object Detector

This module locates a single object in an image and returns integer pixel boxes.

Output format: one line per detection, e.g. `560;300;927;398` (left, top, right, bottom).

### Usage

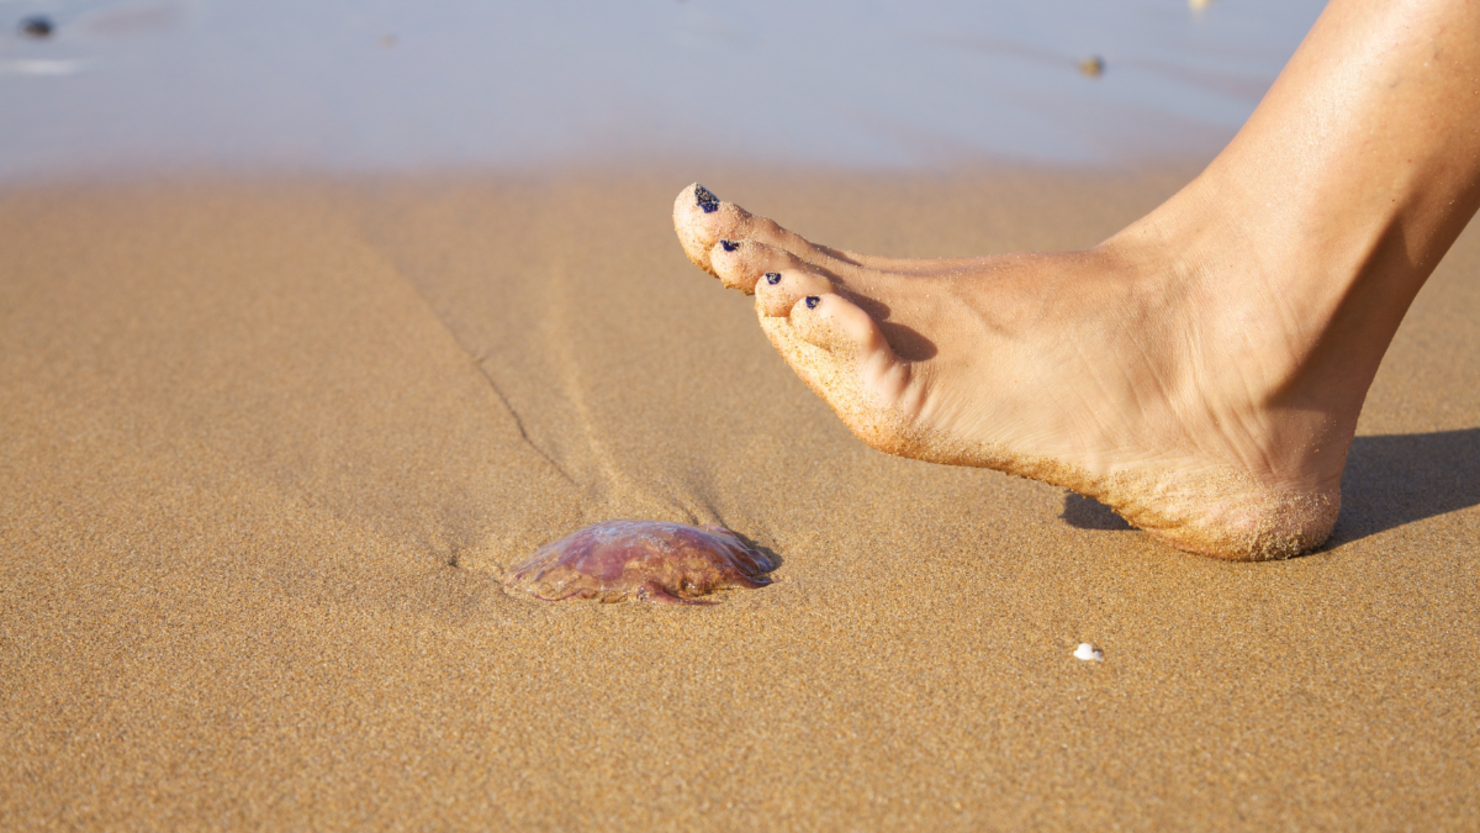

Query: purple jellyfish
504;520;778;605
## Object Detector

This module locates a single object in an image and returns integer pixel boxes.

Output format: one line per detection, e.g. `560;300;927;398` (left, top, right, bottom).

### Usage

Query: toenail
805;296;820;309
720;240;740;252
765;272;782;285
695;184;720;214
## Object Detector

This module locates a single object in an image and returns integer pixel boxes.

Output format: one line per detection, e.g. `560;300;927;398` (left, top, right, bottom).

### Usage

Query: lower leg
1129;0;1480;430
672;0;1480;560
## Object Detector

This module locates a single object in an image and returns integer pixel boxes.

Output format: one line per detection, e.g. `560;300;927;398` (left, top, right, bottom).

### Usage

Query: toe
709;239;812;295
761;292;920;451
754;265;834;315
793;293;920;415
674;182;843;279
787;292;891;360
674;183;751;276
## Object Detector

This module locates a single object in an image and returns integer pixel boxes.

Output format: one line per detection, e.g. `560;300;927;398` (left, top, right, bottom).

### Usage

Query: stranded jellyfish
503;520;778;605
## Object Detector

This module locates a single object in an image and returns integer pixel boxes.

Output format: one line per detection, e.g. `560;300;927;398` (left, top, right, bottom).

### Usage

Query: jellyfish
503;520;777;605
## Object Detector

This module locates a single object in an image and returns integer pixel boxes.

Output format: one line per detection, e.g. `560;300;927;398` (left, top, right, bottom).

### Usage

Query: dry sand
2;169;1477;830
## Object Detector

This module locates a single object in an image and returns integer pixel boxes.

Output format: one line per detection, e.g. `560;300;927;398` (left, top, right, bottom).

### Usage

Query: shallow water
0;0;1323;181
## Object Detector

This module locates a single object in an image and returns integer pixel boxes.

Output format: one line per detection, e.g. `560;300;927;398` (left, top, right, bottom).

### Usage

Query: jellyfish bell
504;520;777;605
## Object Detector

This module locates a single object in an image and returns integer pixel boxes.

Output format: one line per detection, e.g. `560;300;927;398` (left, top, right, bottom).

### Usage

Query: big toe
674;183;731;275
674;182;807;279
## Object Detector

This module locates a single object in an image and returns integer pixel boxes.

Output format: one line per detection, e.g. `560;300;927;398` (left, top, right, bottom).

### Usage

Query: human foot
673;183;1349;560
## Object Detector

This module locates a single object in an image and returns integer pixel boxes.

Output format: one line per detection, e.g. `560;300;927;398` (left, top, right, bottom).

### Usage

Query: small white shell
1073;642;1103;662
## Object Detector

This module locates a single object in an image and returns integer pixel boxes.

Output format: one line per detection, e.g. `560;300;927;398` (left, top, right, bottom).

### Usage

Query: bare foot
670;2;1480;561
674;183;1347;560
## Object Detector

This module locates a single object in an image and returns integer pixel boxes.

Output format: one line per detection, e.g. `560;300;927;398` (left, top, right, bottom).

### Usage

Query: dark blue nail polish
765;272;782;285
695;184;719;214
721;240;739;252
805;296;821;309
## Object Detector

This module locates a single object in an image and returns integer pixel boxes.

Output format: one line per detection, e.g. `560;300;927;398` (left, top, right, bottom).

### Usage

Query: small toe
710;240;811;295
754;267;834;315
787;292;891;360
762;293;921;454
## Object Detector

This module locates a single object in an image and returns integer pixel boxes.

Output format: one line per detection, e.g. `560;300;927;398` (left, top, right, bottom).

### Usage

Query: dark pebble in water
20;15;55;39
504;520;777;605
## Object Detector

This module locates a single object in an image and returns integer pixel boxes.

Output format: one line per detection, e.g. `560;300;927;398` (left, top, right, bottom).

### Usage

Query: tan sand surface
2;170;1477;830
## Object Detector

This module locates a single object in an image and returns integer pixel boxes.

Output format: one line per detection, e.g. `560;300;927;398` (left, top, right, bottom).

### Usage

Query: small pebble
20;15;55;39
1079;55;1105;78
1074;642;1103;662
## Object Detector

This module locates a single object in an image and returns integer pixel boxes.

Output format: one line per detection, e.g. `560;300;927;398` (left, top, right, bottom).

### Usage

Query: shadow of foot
1059;428;1480;546
1061;492;1133;530
1330;428;1480;545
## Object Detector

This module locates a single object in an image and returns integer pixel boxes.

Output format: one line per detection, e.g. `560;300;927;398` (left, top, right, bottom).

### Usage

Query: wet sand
2;169;1477;830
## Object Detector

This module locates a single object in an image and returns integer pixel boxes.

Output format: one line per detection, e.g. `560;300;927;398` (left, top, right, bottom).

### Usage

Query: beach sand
2;169;1477;830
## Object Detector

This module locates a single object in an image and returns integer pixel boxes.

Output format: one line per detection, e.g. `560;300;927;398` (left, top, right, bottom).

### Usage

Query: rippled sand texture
2;172;1477;830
